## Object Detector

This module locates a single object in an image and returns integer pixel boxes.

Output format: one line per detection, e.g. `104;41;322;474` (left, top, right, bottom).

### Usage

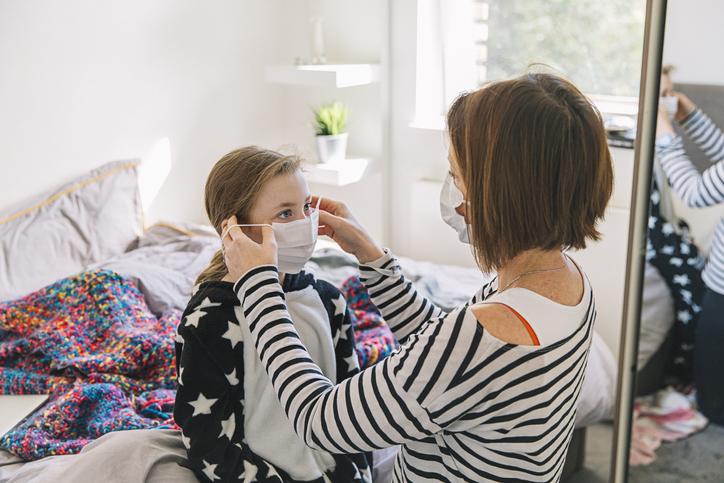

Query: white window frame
412;0;640;132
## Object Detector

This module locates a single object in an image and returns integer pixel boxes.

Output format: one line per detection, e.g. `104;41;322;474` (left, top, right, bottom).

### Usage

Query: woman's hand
313;196;385;264
656;104;675;137
673;91;696;122
222;216;278;281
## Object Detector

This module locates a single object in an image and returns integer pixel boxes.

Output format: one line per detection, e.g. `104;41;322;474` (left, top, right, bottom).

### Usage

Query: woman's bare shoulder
468;303;536;346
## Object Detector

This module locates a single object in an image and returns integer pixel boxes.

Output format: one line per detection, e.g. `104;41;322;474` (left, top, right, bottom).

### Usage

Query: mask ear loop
314;197;325;230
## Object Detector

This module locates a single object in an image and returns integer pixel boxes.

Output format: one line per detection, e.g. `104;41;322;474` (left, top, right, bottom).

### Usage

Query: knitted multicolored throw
0;270;179;460
340;275;399;370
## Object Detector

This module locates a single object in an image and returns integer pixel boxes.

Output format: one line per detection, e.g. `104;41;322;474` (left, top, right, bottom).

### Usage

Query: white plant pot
316;133;348;164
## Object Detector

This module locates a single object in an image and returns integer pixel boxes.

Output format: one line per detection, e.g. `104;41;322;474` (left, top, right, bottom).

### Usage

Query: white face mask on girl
660;95;678;119
221;198;320;274
440;172;471;244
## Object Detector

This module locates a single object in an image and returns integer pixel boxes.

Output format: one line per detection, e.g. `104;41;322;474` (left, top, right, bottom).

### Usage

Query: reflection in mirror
623;0;724;481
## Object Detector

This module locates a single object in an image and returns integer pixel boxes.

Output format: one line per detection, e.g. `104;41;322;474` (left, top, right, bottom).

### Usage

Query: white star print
225;368;239;386
332;294;346;317
674;356;686;365
651;190;660;205
198;297;222;310
178;367;184;386
661;245;675;255
222;321;243;348
339;322;351;341
181;431;191;448
189;393;218;416
185;298;222;328
184;310;207;328
219;413;235;440
680;242;691;255
680;289;692;303
648;216;656;229
677;310;693;324
669;257;683;267
175;331;184;344
662;222;675;236
673;274;691;286
344;354;359;372
241;459;258;483
202;460;220;481
692;303;702;313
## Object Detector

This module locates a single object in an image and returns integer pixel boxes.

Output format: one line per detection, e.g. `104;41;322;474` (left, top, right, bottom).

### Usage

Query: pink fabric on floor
629;385;709;466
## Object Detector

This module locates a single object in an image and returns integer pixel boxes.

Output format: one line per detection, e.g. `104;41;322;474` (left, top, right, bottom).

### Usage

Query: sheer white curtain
414;0;477;129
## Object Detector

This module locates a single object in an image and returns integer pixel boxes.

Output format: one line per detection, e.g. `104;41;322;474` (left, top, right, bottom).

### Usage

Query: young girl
173;147;371;483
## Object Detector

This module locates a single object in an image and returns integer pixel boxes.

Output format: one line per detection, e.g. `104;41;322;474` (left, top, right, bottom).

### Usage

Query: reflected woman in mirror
655;66;724;426
644;66;708;387
222;73;614;482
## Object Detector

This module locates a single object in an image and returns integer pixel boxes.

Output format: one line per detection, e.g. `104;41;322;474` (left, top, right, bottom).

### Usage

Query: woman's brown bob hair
447;73;614;273
195;146;303;284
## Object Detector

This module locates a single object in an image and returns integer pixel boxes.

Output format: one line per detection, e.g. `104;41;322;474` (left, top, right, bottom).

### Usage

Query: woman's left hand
222;216;278;281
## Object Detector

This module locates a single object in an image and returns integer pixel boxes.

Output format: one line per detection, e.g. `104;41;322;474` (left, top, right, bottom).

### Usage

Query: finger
260;224;276;246
316;197;345;216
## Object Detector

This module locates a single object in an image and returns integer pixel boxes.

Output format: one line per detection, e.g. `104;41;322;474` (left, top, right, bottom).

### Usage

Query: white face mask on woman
660;95;678;120
222;199;320;274
440;172;471;244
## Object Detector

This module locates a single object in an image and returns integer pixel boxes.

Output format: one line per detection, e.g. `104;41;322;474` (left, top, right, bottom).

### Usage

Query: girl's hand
313;196;385;264
222;216;278;281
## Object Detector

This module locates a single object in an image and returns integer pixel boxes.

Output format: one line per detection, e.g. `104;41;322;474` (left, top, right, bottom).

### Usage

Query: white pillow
0;160;143;302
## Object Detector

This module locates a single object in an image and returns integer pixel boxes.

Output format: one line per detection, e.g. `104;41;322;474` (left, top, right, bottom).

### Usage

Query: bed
0;160;621;482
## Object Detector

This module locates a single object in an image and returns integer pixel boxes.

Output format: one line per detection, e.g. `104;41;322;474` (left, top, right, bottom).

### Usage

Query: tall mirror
616;0;724;481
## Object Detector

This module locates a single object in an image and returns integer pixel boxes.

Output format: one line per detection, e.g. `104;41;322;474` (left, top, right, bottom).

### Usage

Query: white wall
0;0;386;242
0;0;291;225
662;0;724;85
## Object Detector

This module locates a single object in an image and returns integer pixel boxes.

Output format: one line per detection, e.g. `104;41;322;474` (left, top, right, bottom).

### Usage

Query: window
414;0;647;128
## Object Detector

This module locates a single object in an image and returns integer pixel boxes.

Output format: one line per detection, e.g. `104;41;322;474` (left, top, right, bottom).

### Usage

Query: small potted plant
312;102;349;163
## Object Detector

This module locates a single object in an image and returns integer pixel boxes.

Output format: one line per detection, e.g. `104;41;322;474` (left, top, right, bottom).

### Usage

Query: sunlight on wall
138;138;172;212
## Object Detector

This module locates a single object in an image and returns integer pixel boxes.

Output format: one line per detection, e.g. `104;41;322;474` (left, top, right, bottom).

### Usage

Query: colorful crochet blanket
0;270;397;461
340;275;399;370
0;270;179;460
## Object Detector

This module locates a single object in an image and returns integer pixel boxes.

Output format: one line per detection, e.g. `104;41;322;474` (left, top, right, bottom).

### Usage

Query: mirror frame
611;0;668;481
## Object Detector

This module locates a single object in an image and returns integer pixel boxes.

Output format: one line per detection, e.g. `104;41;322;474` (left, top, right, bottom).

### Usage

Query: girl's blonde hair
196;146;303;284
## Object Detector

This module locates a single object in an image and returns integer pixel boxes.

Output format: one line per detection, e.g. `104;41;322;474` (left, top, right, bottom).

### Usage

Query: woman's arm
357;249;489;343
657;108;724;208
233;266;480;453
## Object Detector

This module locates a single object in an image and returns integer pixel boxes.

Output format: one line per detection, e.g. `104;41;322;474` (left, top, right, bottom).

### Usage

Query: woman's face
447;147;466;198
660;73;674;97
447;146;468;219
245;169;313;243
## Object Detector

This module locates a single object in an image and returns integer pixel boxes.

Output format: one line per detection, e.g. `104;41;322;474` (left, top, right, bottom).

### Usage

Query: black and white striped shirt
235;251;595;482
657;109;724;295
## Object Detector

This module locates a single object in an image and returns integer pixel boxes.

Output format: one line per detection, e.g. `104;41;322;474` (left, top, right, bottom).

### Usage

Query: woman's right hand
313;196;385;264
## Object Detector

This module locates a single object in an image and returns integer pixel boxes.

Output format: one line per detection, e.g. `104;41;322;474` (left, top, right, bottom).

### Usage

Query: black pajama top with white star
174;271;371;483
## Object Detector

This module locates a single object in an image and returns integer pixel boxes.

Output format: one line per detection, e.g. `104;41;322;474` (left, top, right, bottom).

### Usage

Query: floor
567;422;724;482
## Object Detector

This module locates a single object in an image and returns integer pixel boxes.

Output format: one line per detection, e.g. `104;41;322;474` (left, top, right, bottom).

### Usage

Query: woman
223;73;614;482
655;74;724;425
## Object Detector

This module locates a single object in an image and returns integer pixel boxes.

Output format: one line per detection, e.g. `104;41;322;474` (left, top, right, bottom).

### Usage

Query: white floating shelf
265;64;381;88
305;158;369;186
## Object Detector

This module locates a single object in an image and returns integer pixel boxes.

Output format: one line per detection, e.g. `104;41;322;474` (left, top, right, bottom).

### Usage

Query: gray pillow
0;160;143;302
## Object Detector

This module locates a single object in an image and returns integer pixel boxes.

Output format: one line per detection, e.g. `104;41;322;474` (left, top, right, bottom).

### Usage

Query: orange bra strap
500;304;540;346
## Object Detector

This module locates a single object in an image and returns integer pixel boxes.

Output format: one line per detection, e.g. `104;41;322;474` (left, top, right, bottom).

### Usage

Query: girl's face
246;169;313;243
